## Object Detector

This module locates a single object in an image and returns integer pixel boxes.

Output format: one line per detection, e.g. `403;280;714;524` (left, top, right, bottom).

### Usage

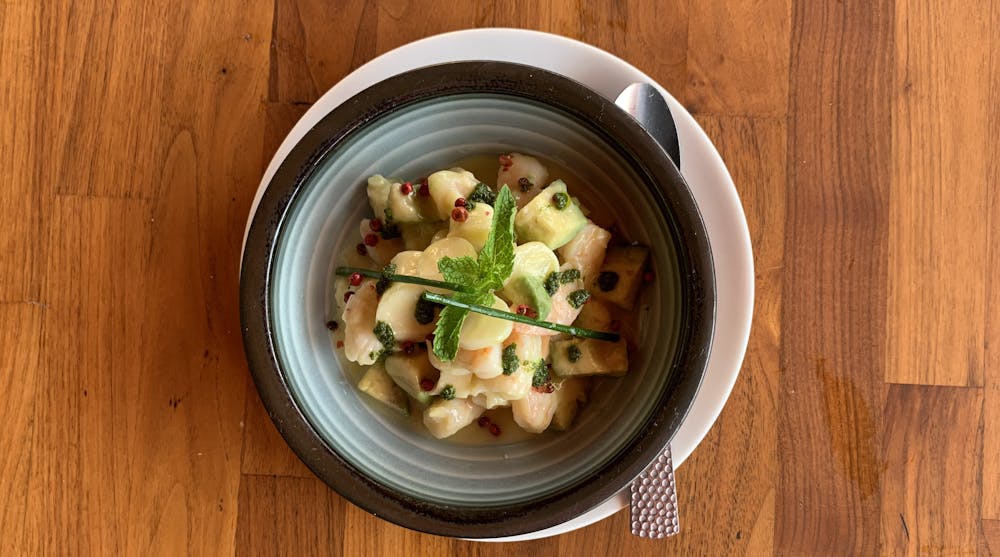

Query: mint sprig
431;185;516;361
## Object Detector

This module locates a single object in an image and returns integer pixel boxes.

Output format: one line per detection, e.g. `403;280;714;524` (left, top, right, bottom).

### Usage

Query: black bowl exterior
240;61;715;538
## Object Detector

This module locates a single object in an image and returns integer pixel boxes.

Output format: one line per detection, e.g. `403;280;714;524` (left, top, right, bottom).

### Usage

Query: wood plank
491;1;689;100
686;0;791;117
241;382;314;477
340;499;454;557
269;0;372;103
28;0;271;541
266;0;689;105
545;0;689;100
982;0;1000;521
885;0;994;387
29;197;152;555
984;520;1000;556
0;303;43;554
235;475;343;556
369;0;492;55
554;510;656;557
881;385;982;556
777;1;893;554
29;2;271;554
0;2;43;300
34;2;174;199
35;1;271;200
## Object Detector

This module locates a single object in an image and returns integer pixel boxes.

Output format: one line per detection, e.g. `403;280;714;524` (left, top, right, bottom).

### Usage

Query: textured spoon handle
629;445;680;538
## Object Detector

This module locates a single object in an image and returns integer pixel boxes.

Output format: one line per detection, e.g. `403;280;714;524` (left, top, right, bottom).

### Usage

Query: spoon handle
629;445;680;538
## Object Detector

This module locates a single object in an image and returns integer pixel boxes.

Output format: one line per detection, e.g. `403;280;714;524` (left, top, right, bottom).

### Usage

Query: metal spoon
615;82;681;170
615;82;682;538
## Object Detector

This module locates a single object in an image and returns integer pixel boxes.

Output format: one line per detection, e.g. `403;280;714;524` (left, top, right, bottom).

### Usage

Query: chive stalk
335;266;472;293
421;292;620;342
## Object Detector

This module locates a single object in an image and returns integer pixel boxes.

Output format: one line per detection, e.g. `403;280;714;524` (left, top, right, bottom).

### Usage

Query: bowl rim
239;60;716;538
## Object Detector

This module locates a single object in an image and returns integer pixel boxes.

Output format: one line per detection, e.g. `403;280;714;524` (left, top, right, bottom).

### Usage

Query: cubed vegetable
550;338;628;377
514;180;587;249
357;364;409;415
385;350;439;405
591;246;649;310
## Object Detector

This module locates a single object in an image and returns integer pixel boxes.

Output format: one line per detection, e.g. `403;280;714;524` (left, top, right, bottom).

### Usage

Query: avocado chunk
550;338;629;377
513;180;587;249
385;351;439;405
591;245;649;310
502;275;552;320
357;364;409;415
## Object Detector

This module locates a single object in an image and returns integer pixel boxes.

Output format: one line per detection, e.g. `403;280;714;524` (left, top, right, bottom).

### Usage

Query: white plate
244;28;754;542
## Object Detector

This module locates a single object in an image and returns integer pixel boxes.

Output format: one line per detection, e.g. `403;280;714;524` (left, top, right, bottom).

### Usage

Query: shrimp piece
557;221;611;283
427;343;504;379
341;279;382;365
512;388;559;433
497;152;549;208
423;398;485;439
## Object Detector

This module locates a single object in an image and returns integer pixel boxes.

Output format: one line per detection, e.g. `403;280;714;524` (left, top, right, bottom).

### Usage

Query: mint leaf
431;291;491;361
476;185;516;290
438;256;480;286
430;185;517;362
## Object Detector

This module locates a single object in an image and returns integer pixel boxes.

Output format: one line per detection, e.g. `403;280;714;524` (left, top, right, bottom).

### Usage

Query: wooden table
2;1;997;555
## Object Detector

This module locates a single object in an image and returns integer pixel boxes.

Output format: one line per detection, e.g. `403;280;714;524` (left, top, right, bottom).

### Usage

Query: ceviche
329;153;650;439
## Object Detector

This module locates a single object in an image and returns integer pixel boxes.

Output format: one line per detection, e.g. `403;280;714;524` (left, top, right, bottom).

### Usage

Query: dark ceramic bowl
240;61;715;538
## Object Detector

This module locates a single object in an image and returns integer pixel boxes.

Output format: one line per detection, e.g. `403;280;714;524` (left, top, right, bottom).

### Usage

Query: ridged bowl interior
270;94;682;507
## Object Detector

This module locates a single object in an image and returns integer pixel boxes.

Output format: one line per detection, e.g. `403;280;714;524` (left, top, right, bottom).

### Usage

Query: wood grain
0;303;43;555
686;0;791;116
881;385;982;556
0;2;44;301
3;0;997;555
885;0;993;387
984;520;1000;555
269;0;373;103
778;1;892;554
982;0;1000;522
235;475;345;556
